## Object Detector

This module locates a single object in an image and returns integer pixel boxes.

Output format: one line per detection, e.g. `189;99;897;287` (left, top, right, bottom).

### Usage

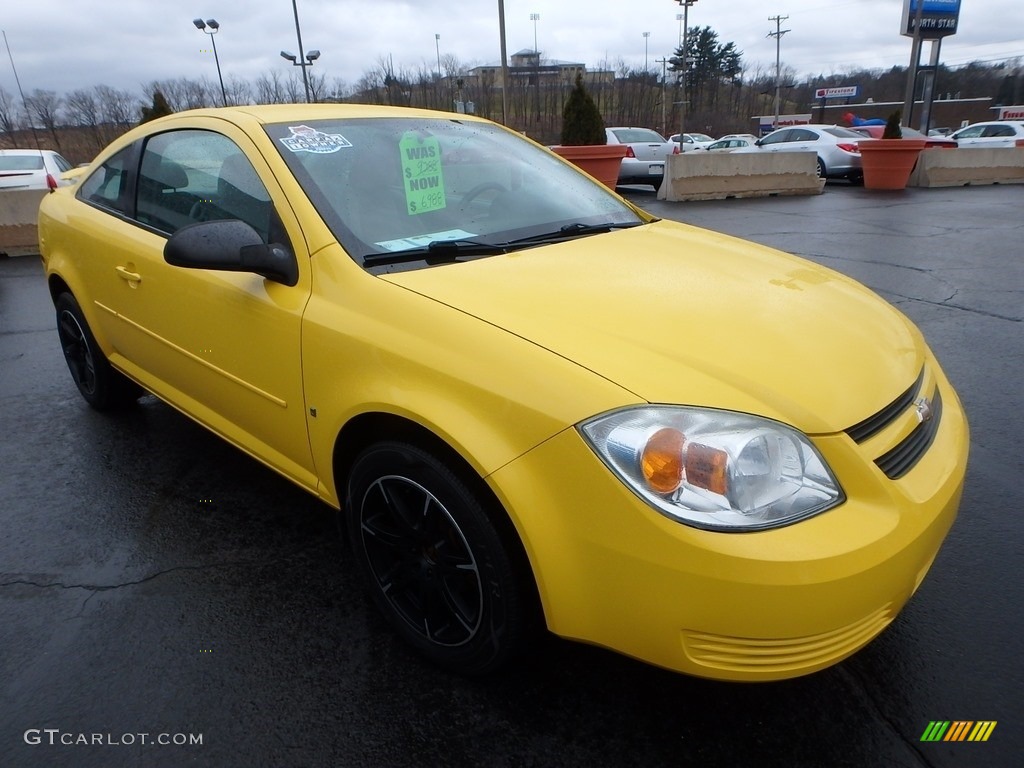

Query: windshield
266;118;642;270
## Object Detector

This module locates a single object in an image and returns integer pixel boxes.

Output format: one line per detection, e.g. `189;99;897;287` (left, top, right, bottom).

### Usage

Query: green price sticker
399;132;446;215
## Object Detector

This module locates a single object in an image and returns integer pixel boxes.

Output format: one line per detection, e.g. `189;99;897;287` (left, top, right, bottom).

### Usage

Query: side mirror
164;220;298;287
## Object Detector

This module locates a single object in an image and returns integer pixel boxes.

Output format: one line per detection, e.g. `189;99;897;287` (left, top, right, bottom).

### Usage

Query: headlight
579;406;844;531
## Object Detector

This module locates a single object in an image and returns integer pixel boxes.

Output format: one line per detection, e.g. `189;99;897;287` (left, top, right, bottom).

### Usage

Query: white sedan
949;121;1024;148
0;149;74;191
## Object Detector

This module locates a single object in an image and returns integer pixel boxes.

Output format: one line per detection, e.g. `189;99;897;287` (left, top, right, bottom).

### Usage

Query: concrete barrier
0;188;46;256
658;152;825;201
909;147;1024;188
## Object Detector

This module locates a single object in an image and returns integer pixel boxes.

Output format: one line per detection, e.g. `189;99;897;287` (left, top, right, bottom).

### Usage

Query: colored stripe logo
920;721;997;742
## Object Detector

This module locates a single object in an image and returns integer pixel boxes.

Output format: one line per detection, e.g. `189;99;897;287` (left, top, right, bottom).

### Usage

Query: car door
757;129;794;152
92;123;317;491
979;124;1018;147
950;125;985;147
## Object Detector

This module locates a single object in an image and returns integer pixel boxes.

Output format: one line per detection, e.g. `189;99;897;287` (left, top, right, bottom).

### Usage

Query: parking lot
1;182;1021;767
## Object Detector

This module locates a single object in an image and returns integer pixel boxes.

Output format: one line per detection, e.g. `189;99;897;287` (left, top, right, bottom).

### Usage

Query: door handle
115;266;142;284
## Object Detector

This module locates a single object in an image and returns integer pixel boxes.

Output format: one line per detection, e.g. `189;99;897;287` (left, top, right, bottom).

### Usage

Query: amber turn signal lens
641;428;685;493
685;442;729;496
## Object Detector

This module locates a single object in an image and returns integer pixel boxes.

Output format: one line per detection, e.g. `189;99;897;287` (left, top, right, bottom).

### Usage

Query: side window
983;125;1014;138
954;126;983;139
78;147;133;215
137;130;272;241
789;129;817;142
760;130;792;145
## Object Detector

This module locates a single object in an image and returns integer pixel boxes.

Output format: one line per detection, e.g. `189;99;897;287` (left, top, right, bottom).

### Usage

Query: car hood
382;220;924;434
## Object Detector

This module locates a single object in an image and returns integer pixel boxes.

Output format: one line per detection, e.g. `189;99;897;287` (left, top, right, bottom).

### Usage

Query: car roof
146;104;493;128
0;149;59;156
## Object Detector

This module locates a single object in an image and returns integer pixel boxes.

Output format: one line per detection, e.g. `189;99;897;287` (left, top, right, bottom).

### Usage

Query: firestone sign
901;0;961;39
815;86;859;100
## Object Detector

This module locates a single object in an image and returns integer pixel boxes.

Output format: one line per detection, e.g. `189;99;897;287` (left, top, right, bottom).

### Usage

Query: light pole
675;0;698;146
643;31;650;72
283;0;315;102
676;14;683;46
193;18;227;106
435;33;442;80
530;13;540;55
497;0;509;125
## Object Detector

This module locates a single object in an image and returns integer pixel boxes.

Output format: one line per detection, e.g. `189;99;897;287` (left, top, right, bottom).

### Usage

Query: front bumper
487;367;968;681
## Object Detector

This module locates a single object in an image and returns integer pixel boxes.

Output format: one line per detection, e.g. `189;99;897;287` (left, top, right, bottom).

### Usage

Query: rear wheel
346;441;536;674
55;293;141;410
816;157;827;179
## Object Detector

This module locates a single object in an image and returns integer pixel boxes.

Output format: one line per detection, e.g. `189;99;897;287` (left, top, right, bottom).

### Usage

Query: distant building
466;50;614;90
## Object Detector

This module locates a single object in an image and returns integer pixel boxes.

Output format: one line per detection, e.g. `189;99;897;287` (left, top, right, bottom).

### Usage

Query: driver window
136;130;272;241
760;130;791;145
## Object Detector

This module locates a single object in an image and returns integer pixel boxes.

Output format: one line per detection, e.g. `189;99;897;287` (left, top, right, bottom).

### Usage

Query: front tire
55;292;141;410
346;441;536;674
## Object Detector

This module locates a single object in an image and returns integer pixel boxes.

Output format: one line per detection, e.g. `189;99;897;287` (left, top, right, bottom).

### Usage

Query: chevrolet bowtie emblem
914;396;934;424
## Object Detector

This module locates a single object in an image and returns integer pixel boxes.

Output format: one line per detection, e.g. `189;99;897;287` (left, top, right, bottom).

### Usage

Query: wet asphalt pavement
1;182;1022;767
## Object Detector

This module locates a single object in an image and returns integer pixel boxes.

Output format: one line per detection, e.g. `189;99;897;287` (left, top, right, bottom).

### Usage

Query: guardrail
658;152;825;201
0;189;46;256
909;147;1024;187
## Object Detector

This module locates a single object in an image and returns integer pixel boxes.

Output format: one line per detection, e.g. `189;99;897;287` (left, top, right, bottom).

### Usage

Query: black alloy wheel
55;293;140;410
347;441;536;674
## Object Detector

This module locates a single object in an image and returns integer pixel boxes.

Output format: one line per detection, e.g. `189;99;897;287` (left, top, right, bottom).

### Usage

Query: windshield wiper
362;239;508;267
506;221;644;246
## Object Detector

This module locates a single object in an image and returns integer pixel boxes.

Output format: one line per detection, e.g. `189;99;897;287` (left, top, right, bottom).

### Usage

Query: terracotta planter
551;144;628;189
859;139;928;190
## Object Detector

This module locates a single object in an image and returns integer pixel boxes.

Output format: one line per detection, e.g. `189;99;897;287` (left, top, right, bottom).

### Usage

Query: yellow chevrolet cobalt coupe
39;105;968;680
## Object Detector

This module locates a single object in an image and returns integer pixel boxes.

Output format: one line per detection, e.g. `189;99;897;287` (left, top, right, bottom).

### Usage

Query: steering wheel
461;182;508;206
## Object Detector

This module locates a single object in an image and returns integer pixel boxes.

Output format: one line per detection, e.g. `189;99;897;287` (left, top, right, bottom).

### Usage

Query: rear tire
55;292;141;410
816;157;827;179
346;441;536;675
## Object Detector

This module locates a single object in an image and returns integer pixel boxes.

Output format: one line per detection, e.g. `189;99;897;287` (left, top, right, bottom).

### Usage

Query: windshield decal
374;229;477;252
400;131;446;215
280;125;353;154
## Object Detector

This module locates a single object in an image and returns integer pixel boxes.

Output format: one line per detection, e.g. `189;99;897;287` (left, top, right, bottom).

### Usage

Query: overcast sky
2;1;1021;99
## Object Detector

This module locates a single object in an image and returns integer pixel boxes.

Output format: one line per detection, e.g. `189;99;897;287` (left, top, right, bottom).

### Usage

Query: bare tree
0;86;20;146
24;89;63;149
95;85;139;137
224;75;253;107
64;88;106;152
254;71;288;104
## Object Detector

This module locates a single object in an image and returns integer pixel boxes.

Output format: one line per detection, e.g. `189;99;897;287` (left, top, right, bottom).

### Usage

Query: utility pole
657;57;668;134
767;15;790;130
675;0;698;147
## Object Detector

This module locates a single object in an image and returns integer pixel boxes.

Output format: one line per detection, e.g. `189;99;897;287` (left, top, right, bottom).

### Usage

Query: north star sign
901;0;961;39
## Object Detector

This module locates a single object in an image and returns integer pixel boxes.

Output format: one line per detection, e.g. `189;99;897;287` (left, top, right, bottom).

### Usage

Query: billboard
815;86;859;100
901;0;961;38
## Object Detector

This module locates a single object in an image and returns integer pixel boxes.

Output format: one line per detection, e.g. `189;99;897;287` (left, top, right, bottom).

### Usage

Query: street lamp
283;0;315;102
435;33;442;80
530;12;540;55
280;49;320;102
676;13;683;46
643;31;650;72
193;18;227;106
